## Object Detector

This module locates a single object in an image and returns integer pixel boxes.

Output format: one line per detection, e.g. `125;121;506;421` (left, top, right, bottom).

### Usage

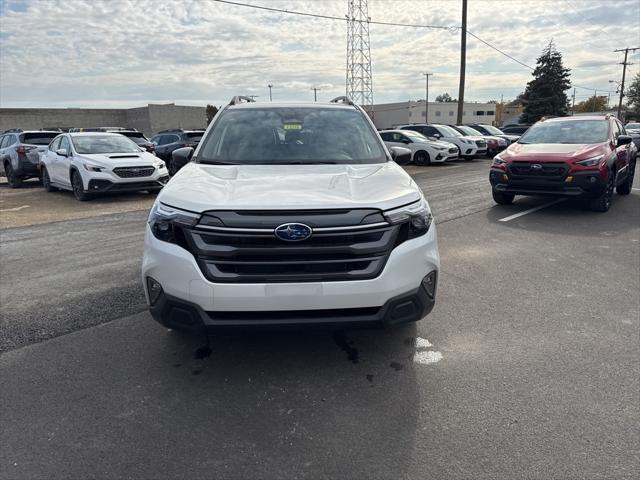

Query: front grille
113;166;155;178
508;162;569;179
180;209;405;283
475;140;487;148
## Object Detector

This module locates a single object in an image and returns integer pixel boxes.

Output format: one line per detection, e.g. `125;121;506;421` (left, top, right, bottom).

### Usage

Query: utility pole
268;84;273;102
571;88;576;115
311;87;321;102
614;47;639;120
422;72;433;122
456;0;468;124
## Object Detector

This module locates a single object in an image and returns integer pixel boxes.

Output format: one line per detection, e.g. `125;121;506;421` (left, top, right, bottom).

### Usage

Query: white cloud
0;0;638;107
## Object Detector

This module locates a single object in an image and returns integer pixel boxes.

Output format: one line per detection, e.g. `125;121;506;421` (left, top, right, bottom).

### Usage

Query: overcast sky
0;0;638;108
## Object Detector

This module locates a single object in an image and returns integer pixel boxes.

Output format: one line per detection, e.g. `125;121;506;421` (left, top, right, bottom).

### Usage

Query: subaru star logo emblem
531;164;543;170
274;223;313;242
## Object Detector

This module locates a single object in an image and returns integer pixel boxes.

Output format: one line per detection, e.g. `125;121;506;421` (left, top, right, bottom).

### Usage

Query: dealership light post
423;72;433;121
268;84;273;102
311;86;321;102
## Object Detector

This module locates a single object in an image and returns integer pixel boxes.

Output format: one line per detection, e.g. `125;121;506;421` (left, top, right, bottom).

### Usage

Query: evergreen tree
206;104;219;124
626;72;640;113
520;41;571;123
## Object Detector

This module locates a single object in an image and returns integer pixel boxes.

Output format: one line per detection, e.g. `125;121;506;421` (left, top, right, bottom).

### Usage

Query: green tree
206;104;219;124
574;95;608;113
520;41;571;123
626;72;640;113
435;92;456;102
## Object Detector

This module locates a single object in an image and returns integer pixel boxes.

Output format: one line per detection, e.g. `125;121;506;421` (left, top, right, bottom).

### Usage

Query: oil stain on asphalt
332;330;359;363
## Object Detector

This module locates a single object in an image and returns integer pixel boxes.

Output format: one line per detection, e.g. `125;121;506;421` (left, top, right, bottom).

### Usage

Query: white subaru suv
142;96;439;331
380;129;459;165
40;132;169;201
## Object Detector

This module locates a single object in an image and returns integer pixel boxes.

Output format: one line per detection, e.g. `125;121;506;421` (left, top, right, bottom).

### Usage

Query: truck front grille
181;209;404;283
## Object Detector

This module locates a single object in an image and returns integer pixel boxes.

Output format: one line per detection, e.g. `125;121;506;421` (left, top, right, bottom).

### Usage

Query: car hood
76;152;158;167
427;140;457;149
159;162;422;212
503;142;606;161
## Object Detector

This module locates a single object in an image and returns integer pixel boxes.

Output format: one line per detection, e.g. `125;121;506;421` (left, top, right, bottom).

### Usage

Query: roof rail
329;96;355;106
229;96;255;105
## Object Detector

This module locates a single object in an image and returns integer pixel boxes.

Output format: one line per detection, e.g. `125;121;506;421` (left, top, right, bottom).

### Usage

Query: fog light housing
502;174;509;181
421;271;437;298
146;277;163;306
565;176;573;183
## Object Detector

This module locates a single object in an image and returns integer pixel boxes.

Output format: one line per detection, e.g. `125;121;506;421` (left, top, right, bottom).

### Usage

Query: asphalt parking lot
1;159;638;479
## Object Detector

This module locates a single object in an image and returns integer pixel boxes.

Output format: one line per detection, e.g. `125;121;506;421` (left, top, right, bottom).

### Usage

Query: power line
210;0;456;30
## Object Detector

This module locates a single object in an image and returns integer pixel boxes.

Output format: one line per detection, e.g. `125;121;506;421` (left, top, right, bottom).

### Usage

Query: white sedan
39;132;169;201
380;129;459;165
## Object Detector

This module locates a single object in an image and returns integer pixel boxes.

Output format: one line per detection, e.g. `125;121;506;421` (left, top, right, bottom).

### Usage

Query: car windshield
119;132;147;145
436;125;462;137
197;107;386;164
403;130;430;142
480;125;504;135
457;126;483;136
626;123;640;129
71;135;142;154
518;120;609;144
21;132;59;145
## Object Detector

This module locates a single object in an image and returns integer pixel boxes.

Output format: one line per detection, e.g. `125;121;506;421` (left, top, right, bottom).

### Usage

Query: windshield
119;132;148;145
436;125;462;137
403;130;430;142
480;125;504;135
626;123;640;129
21;133;59;145
197;107;386;164
71;135;142;154
457;126;483;136
186;132;204;142
518;120;609;144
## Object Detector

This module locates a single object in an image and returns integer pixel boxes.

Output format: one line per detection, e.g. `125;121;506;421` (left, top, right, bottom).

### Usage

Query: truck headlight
148;202;199;244
384;197;433;237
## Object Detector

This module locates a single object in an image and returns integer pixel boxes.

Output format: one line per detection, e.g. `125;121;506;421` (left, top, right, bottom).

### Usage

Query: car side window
611;120;621;141
3;135;16;147
59;136;70;153
49;136;62;151
379;132;390;141
615;120;625;136
0;135;6;149
397;134;410;143
422;126;439;137
166;134;179;144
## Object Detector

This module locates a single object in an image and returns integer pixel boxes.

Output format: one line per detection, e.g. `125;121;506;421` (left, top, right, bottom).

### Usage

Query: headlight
83;163;104;172
155;161;166;169
433;146;446;151
576;154;604;167
148;202;200;243
384;197;433;238
492;155;507;166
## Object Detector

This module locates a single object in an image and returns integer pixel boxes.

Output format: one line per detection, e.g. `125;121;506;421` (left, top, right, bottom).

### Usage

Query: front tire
414;151;431;166
492;189;515;205
5;163;23;188
71;171;90;201
41;167;58;192
616;159;635;195
589;169;615;212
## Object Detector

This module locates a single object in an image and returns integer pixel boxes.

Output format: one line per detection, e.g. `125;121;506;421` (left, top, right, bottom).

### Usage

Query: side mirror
390;146;412;165
402;139;411;144
56;148;68;157
433;134;441;139
617;135;632;147
172;146;194;164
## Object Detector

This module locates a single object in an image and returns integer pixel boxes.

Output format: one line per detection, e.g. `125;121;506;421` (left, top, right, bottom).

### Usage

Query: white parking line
0;205;30;213
498;199;566;222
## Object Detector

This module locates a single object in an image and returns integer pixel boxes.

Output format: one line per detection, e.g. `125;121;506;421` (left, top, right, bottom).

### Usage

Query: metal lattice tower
346;0;373;107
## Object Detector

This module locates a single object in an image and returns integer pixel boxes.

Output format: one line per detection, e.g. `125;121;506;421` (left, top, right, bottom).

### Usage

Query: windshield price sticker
283;123;303;131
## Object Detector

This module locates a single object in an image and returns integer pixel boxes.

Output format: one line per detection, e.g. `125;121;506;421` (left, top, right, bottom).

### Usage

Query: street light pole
311;87;321;102
268;84;273;102
422;72;433;122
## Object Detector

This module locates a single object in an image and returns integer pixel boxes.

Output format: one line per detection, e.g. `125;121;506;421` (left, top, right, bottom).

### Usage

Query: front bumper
87;176;169;193
490;169;606;197
142;222;439;328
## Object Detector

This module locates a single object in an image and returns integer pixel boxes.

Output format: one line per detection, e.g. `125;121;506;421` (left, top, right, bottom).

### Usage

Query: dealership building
0;103;207;137
366;101;497;129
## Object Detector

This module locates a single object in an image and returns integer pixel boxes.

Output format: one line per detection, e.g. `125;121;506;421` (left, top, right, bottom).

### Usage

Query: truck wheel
492;189;514;205
5;163;23;188
589;169;615;212
414;151;431;166
42;167;58;192
71;171;90;201
616;159;635;195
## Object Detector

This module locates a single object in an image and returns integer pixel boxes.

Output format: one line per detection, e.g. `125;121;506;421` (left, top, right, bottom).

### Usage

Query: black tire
589;169;615;212
41;167;58;192
71;171;90;201
5;162;23;188
616;159;635;195
414;151;431;166
492;189;515;205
